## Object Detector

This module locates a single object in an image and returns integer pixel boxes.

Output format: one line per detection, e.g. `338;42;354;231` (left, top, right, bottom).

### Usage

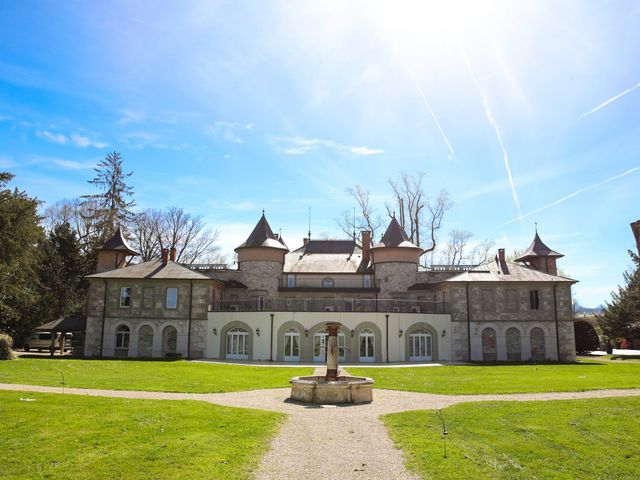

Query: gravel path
3;382;640;479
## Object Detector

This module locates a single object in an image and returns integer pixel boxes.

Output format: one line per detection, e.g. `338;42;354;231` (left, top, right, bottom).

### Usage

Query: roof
444;259;576;283
235;214;288;251
373;217;421;249
284;240;368;273
36;315;86;332
211;279;247;289
87;259;210;280
515;232;563;262
99;227;140;256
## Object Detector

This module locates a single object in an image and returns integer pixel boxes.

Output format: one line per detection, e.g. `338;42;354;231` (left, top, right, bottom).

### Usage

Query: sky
1;0;639;308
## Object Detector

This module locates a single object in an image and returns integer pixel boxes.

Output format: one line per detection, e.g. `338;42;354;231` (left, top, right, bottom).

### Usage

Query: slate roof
36;315;87;332
99;227;140;256
443;259;576;283
373;216;421;249
235;214;288;251
87;259;210;280
515;233;563;262
284;240;367;273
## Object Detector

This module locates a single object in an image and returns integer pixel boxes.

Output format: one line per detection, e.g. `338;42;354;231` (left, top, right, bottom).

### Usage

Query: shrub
0;333;16;360
574;321;600;354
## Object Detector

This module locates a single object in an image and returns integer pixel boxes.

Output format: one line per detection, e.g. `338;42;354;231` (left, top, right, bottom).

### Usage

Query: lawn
0;390;283;480
0;358;312;393
383;397;640;480
349;360;640;394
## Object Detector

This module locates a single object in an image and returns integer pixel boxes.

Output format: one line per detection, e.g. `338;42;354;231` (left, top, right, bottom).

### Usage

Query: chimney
303;237;309;246
161;248;169;266
498;248;506;264
632;220;640;255
169;247;177;262
361;230;371;263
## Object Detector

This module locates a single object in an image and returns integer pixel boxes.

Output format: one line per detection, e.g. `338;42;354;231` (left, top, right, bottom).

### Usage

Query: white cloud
204;121;253;144
116;109;145;125
29;156;96;170
37;130;68;144
272;136;384;156
37;130;108;149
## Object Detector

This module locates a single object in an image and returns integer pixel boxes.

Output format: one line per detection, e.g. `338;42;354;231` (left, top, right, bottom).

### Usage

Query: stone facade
374;262;417;296
239;260;283;297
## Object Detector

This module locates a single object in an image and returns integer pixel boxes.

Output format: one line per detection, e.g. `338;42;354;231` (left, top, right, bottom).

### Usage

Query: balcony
211;297;449;314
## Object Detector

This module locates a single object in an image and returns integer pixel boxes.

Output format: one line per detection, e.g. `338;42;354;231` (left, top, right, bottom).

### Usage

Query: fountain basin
289;375;374;404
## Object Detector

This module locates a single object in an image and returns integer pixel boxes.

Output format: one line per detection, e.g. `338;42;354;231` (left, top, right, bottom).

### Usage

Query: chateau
84;214;577;363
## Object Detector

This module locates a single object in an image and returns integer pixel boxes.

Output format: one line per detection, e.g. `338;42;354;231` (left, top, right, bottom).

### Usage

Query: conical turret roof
515;232;563;262
99;227;140;256
373;216;421;249
235;213;288;251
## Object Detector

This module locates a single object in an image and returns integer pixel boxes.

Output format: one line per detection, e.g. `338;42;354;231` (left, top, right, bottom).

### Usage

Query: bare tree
131;207;224;265
437;230;495;266
336;185;384;241
385;172;452;253
43;198;100;254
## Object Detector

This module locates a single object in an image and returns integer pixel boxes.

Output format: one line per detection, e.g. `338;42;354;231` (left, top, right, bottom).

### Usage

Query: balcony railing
211;297;449;314
426;264;478;272
187;263;229;271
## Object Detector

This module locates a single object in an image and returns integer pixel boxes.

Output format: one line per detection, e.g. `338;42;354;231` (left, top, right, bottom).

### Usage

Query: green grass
349;360;640;394
0;358;312;393
383;397;640;480
0;390;283;480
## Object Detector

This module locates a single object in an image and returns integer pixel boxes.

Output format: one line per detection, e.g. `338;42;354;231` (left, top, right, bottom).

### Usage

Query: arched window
322;278;335;288
530;327;545;361
162;325;177;356
359;328;375;362
409;329;432;361
481;327;497;362
138;325;153;357
314;331;345;362
506;327;522;362
284;328;300;361
115;325;130;356
226;327;249;360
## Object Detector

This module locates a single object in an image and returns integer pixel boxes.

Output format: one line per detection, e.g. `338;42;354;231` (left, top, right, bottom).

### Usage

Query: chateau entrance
409;329;432;361
313;331;345;362
226;327;249;360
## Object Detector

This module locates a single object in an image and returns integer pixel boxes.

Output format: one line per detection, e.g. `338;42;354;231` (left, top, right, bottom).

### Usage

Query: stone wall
239;260;283;296
374;262;417;297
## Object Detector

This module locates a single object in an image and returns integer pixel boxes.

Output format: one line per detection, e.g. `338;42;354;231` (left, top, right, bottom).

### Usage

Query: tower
234;213;288;296
370;216;422;296
515;231;564;275
95;227;140;273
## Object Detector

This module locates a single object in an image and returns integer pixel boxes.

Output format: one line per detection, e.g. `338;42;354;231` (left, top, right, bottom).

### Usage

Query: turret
515;231;563;276
370;216;422;295
95;227;140;273
234;213;288;296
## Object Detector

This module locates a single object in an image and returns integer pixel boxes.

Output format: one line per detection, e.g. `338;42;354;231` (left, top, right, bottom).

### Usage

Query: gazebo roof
515;232;563;262
99;227;140;256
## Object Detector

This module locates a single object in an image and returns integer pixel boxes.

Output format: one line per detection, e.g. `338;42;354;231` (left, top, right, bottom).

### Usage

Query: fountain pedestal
289;321;374;404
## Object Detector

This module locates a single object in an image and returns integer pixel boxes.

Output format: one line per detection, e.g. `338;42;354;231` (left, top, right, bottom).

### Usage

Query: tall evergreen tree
81;151;135;246
598;251;640;345
0;173;44;340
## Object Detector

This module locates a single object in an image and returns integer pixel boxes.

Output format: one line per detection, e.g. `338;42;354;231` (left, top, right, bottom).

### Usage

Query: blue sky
1;0;639;307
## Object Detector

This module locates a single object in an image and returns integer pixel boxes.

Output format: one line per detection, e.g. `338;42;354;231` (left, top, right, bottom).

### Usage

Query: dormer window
322;278;335;288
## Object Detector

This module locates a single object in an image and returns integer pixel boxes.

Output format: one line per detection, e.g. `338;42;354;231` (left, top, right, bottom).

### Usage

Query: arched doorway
409;329;432;361
226;327;249;360
481;327;497;362
506;327;522;362
162;325;177;356
284;328;300;361
530;327;545;361
359;328;375;362
138;325;153;357
114;324;130;358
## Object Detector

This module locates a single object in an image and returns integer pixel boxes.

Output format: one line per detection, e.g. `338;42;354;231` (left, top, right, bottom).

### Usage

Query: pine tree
598;251;640;345
81;151;135;246
0;172;45;340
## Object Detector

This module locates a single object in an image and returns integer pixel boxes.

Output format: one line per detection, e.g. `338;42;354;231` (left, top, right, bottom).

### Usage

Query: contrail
501;165;640;226
459;43;523;222
578;82;640;120
413;82;455;159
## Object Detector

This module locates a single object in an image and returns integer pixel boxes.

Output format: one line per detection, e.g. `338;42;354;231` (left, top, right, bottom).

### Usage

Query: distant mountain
575;304;605;316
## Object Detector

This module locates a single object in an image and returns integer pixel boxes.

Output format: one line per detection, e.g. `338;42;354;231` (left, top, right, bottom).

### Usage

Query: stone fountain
289;322;374;404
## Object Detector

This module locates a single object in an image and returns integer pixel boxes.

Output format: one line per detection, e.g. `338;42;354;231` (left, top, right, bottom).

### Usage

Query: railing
186;263;229;271
211;297;449;314
426;264;478;272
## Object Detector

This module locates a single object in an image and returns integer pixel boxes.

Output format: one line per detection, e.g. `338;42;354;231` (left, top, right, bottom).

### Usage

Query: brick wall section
374;262;417;297
239;260;283;296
